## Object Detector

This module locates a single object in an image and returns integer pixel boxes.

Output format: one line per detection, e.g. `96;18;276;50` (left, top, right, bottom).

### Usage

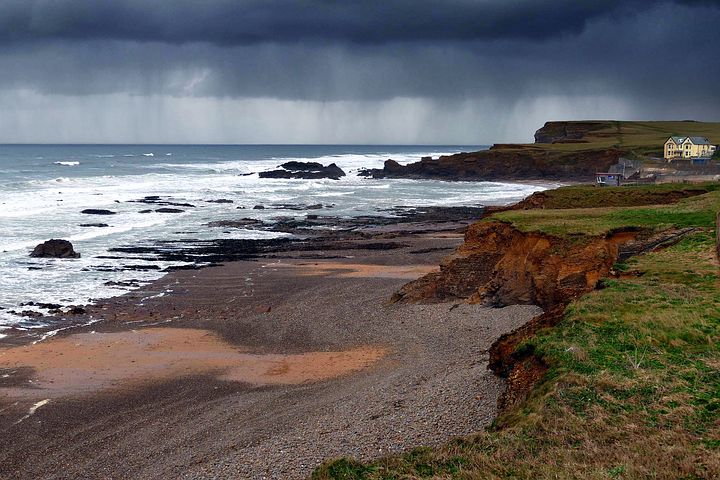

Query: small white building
596;172;621;187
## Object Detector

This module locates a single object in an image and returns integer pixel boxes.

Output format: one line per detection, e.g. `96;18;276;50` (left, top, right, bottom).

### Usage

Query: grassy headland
493;184;720;236
314;183;720;479
531;120;720;157
367;121;720;182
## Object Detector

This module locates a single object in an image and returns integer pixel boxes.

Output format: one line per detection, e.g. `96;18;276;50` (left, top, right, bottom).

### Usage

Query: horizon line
0;143;489;147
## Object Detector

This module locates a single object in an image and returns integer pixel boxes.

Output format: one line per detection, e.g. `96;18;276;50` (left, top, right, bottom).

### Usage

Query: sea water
0;144;551;333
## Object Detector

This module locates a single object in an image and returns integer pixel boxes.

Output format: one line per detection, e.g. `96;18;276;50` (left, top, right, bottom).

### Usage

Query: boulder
30;239;80;258
155;208;185;213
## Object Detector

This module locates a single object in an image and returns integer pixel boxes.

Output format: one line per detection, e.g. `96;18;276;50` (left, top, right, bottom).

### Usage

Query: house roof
667;136;714;145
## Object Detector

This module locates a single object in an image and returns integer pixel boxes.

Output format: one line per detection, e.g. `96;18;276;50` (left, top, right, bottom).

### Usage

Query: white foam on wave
1;144;552;334
143;153;155;157
53;161;80;166
151;150;471;177
224;229;294;240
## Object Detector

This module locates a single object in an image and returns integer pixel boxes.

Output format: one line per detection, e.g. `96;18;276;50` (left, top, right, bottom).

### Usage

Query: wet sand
0;229;541;479
0;328;385;399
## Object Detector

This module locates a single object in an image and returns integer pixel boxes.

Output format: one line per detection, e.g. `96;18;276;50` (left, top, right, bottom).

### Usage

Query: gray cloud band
0;0;716;113
0;0;711;45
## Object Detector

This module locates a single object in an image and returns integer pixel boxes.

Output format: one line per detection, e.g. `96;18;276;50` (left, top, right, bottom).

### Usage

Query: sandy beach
0;224;540;479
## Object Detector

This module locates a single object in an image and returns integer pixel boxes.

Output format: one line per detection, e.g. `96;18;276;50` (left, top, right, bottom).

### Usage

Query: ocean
0;144;551;335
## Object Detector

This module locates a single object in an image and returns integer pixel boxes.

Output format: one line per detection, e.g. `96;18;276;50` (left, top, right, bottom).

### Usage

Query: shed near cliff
595;172;620;187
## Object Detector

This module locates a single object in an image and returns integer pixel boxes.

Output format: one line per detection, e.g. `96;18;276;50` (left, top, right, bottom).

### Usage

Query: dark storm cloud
1;0;719;106
0;0;718;143
0;0;711;45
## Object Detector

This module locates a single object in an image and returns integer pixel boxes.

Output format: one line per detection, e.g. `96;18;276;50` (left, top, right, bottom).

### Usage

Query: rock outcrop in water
361;146;623;182
358;121;643;181
259;161;346;180
81;209;117;215
30;239;81;259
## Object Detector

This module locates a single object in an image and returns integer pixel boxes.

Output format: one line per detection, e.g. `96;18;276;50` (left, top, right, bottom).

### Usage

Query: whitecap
53;161;80;166
143;153;155;157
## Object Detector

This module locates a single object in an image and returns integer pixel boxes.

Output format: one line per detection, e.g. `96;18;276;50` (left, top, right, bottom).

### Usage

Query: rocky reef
259;161;346;180
361;144;623;182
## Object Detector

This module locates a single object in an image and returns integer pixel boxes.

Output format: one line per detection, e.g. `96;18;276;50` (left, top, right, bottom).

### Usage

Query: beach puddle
273;261;439;279
0;328;385;399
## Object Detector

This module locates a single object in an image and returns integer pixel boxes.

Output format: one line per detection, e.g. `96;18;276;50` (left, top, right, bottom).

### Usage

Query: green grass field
313;184;720;480
492;186;720;236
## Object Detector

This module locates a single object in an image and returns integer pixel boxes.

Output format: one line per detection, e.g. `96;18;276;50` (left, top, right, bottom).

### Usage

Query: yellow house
664;136;717;160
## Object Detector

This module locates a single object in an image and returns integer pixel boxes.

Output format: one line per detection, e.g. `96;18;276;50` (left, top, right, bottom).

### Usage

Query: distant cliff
363;145;623;182
362;120;720;182
533;120;619;144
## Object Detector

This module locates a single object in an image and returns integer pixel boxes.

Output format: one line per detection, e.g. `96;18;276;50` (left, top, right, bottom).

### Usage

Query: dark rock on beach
259;161;346;180
81;209;116;215
20;302;63;310
30;239;81;258
8;310;43;318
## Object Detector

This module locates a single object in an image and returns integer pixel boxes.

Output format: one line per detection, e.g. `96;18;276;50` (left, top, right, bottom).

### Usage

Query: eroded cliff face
394;219;699;409
392;221;626;310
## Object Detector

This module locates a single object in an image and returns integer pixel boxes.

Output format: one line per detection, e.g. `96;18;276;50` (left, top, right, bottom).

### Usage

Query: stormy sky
0;0;718;144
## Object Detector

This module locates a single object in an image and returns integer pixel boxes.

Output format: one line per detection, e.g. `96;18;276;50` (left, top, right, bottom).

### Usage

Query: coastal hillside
534;120;720;155
366;121;720;181
314;183;720;479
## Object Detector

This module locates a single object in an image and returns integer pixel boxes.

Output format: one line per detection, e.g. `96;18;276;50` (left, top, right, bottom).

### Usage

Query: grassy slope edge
313;185;720;480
